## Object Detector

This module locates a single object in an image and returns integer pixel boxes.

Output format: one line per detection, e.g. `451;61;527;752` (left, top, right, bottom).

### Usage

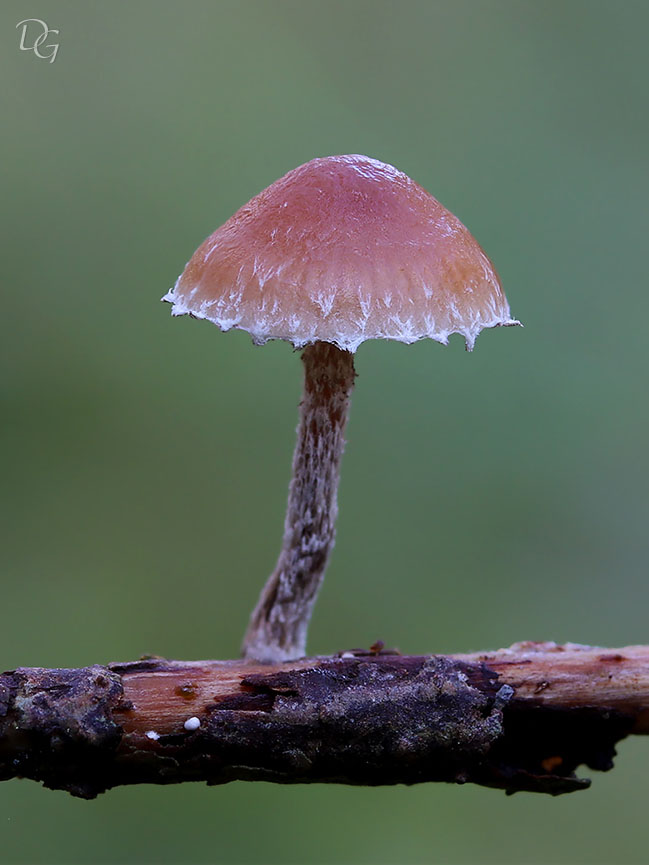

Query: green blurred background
2;0;648;862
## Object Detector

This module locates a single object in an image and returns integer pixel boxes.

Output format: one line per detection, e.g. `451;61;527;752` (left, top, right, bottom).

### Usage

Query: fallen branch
1;642;647;799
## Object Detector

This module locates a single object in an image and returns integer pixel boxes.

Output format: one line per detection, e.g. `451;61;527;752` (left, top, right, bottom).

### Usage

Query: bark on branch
1;642;647;799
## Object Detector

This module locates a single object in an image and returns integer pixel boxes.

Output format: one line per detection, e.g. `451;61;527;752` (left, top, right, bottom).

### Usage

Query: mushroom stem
242;341;356;662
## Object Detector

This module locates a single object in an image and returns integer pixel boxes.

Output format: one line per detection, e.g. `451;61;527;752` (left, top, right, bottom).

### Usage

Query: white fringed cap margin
163;155;519;352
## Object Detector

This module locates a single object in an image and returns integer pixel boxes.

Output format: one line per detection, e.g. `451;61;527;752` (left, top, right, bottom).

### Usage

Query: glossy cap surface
163;155;518;351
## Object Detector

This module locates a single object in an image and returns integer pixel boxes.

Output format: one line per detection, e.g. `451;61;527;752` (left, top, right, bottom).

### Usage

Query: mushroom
163;154;518;662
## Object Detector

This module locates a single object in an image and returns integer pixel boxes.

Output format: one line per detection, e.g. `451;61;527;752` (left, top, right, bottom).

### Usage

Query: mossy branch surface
1;642;647;799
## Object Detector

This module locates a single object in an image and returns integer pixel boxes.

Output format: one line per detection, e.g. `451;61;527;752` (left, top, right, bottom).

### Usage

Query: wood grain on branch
1;642;647;799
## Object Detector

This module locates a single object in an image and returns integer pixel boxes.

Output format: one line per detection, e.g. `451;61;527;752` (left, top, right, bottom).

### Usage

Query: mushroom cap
163;154;518;351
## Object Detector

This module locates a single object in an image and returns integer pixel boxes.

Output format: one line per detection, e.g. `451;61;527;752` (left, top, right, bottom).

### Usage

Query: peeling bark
1;643;647;799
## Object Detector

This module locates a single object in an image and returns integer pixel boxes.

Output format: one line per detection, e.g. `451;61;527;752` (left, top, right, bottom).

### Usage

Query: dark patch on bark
110;658;175;674
480;701;635;795
0;665;123;798
211;691;276;712
199;655;509;787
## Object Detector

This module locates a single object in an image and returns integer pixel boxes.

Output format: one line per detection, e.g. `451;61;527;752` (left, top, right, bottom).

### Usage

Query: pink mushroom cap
163;155;518;351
